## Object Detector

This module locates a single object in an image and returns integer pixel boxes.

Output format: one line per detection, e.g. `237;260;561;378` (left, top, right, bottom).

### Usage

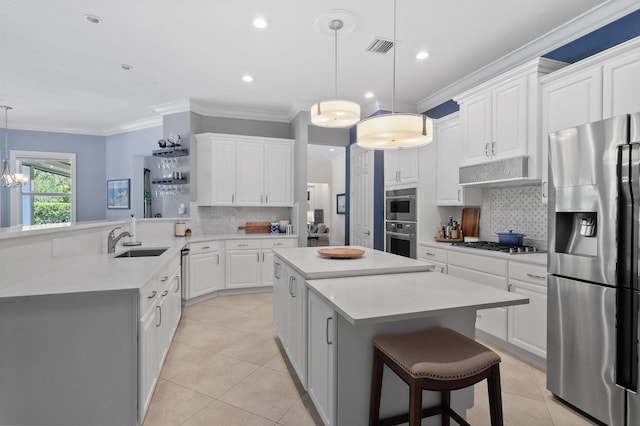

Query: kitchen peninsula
272;247;528;425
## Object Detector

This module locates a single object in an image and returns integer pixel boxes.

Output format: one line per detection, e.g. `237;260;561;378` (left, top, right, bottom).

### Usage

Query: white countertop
272;246;434;279
306;271;529;325
420;240;547;266
0;239;185;299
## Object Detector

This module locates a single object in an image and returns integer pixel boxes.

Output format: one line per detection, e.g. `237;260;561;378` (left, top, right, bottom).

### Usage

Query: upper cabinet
454;58;566;179
384;148;419;188
539;37;640;204
195;133;294;207
435;113;482;206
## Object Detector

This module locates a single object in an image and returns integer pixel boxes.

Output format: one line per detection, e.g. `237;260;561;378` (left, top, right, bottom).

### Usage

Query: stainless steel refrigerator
547;112;640;426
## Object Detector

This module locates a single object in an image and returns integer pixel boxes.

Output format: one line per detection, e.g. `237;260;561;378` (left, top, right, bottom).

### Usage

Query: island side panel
0;290;138;426
335;311;476;426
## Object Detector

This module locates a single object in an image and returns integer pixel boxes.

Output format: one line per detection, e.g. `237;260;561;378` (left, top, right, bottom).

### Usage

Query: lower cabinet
417;244;448;274
189;241;223;298
507;262;547;358
307;289;336;426
139;256;182;424
226;238;297;289
446;251;509;340
273;256;307;388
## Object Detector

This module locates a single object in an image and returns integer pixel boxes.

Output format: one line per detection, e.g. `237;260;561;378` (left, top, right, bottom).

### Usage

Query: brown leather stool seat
369;327;503;426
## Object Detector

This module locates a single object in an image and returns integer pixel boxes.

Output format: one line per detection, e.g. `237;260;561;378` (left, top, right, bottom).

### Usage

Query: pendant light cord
392;0;396;114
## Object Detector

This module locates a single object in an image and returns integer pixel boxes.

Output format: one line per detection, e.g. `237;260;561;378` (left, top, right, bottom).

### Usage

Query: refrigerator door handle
615;142;640;392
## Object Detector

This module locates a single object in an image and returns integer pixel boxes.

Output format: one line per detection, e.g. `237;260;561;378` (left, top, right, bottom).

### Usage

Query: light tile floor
144;292;598;426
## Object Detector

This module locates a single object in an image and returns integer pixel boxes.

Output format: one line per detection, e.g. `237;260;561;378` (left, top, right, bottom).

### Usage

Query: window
10;151;76;226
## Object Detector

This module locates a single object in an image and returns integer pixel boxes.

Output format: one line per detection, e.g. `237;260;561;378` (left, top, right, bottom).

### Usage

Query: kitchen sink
114;248;168;258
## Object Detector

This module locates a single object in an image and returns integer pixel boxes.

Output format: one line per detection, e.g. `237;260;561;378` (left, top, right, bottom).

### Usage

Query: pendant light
0;105;27;188
310;19;361;128
356;0;433;149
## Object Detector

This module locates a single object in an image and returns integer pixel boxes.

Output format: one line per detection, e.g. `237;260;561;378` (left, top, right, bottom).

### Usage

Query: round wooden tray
317;248;365;259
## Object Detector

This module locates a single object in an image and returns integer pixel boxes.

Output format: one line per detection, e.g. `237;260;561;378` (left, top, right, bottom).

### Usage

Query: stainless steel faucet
107;227;133;253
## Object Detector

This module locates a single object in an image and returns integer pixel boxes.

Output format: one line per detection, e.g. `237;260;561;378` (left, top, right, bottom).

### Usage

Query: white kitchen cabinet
603;47;640;119
273;255;308;388
384;148;419;187
417;244;448;274
188;241;223;298
226;248;261;289
435;114;483;206
455;58;565;179
540;66;603;204
138;300;159;422
261;239;297;286
447;251;509;340
195;133;294;207
307;289;337;426
507;262;547;358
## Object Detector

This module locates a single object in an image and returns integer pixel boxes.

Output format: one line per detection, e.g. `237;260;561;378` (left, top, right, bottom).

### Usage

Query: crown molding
7;122;105;136
150;99;192;115
416;0;640;113
103;116;163;136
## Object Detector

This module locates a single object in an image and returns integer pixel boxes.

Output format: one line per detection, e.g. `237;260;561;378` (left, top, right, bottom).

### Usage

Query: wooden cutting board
243;222;271;234
317;248;365;259
461;208;480;238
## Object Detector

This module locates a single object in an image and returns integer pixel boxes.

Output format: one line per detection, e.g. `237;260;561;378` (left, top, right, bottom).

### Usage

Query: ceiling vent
366;37;394;54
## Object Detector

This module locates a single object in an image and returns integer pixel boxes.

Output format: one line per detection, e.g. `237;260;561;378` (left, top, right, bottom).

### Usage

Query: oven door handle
386;231;415;240
386;195;416;200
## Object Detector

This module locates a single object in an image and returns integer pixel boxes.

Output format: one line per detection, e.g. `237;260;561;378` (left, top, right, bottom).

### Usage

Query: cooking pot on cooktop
496;230;525;246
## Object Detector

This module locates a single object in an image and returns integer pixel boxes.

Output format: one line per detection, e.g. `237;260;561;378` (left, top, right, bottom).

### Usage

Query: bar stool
369;327;503;426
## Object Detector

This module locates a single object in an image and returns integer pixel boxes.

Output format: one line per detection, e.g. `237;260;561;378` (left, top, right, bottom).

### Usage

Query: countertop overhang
307;271;529;325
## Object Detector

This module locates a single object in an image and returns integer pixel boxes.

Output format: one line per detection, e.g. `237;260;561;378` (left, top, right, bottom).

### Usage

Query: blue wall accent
423;99;460;118
1;129;106;227
543;9;640;63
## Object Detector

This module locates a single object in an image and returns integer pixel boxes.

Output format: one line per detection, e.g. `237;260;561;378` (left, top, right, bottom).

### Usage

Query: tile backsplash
190;203;291;235
479;185;547;243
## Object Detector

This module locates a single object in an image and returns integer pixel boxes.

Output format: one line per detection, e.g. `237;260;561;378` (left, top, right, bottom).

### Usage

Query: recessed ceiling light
329;148;336;152
120;64;133;71
242;75;254;82
416;51;430;60
253;17;268;29
84;14;102;24
364;92;375;98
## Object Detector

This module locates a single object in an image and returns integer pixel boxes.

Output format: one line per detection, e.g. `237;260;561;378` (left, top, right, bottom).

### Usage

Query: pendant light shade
310;19;361;128
310;99;361;128
356;113;433;149
356;0;433;149
0;105;28;188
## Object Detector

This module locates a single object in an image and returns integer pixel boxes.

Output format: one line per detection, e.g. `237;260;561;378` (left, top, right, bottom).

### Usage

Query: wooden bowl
317;248;365;259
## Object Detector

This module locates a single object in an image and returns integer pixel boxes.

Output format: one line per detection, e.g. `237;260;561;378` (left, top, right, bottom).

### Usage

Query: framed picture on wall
336;193;346;214
107;179;130;209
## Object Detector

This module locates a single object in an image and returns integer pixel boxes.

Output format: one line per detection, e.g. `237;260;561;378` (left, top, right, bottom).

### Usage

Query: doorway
307;144;346;246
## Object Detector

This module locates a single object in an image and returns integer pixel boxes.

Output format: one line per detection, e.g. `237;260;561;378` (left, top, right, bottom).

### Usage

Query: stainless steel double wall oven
385;187;417;259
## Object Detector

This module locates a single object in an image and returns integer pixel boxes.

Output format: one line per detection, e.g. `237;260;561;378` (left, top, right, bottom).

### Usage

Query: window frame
10;150;76;226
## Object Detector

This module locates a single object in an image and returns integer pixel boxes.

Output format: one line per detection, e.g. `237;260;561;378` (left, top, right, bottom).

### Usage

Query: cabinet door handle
262;252;264;262
161;276;169;282
542;181;547;199
424;252;435;257
457;188;461;201
485;143;490;157
508;284;512;292
156;306;162;327
232;194;235;203
265;195;268;204
174;276;180;292
288;276;294;296
326;317;333;345
275;262;281;279
364;231;371;236
148;290;157;299
257;253;260;262
216;254;220;265
161;290;169;297
491;141;496;156
261;195;264;204
526;273;546;280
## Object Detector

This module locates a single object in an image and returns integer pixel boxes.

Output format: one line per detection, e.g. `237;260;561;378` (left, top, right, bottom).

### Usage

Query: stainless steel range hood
459;155;530;186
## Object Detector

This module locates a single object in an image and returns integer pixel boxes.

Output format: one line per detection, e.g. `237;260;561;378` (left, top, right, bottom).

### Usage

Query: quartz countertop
306;271;529;325
0;238;185;299
420;240;547;266
272;246;434;279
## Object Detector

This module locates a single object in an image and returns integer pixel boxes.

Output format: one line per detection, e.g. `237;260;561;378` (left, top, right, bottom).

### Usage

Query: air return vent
366;38;394;54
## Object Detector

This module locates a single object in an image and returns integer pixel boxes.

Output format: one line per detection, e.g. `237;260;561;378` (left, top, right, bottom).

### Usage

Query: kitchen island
272;247;528;425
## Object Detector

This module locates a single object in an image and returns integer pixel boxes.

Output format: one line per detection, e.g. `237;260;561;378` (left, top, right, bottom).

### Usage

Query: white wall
307;161;332;184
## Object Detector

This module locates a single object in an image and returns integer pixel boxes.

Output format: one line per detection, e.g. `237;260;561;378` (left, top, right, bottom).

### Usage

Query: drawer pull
161;276;169;282
201;246;210;250
238;243;248;247
161;290;169;297
148;291;157;299
274;242;282;246
424;252;436;257
526;273;546;280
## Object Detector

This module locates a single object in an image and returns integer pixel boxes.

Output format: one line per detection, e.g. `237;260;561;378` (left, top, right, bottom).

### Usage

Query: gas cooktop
450;241;545;254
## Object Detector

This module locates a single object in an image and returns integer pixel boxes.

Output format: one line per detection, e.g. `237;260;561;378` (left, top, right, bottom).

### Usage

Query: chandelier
0;105;28;188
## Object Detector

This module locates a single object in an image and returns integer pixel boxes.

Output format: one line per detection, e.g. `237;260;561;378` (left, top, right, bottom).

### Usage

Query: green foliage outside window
33;202;71;224
30;168;72;224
